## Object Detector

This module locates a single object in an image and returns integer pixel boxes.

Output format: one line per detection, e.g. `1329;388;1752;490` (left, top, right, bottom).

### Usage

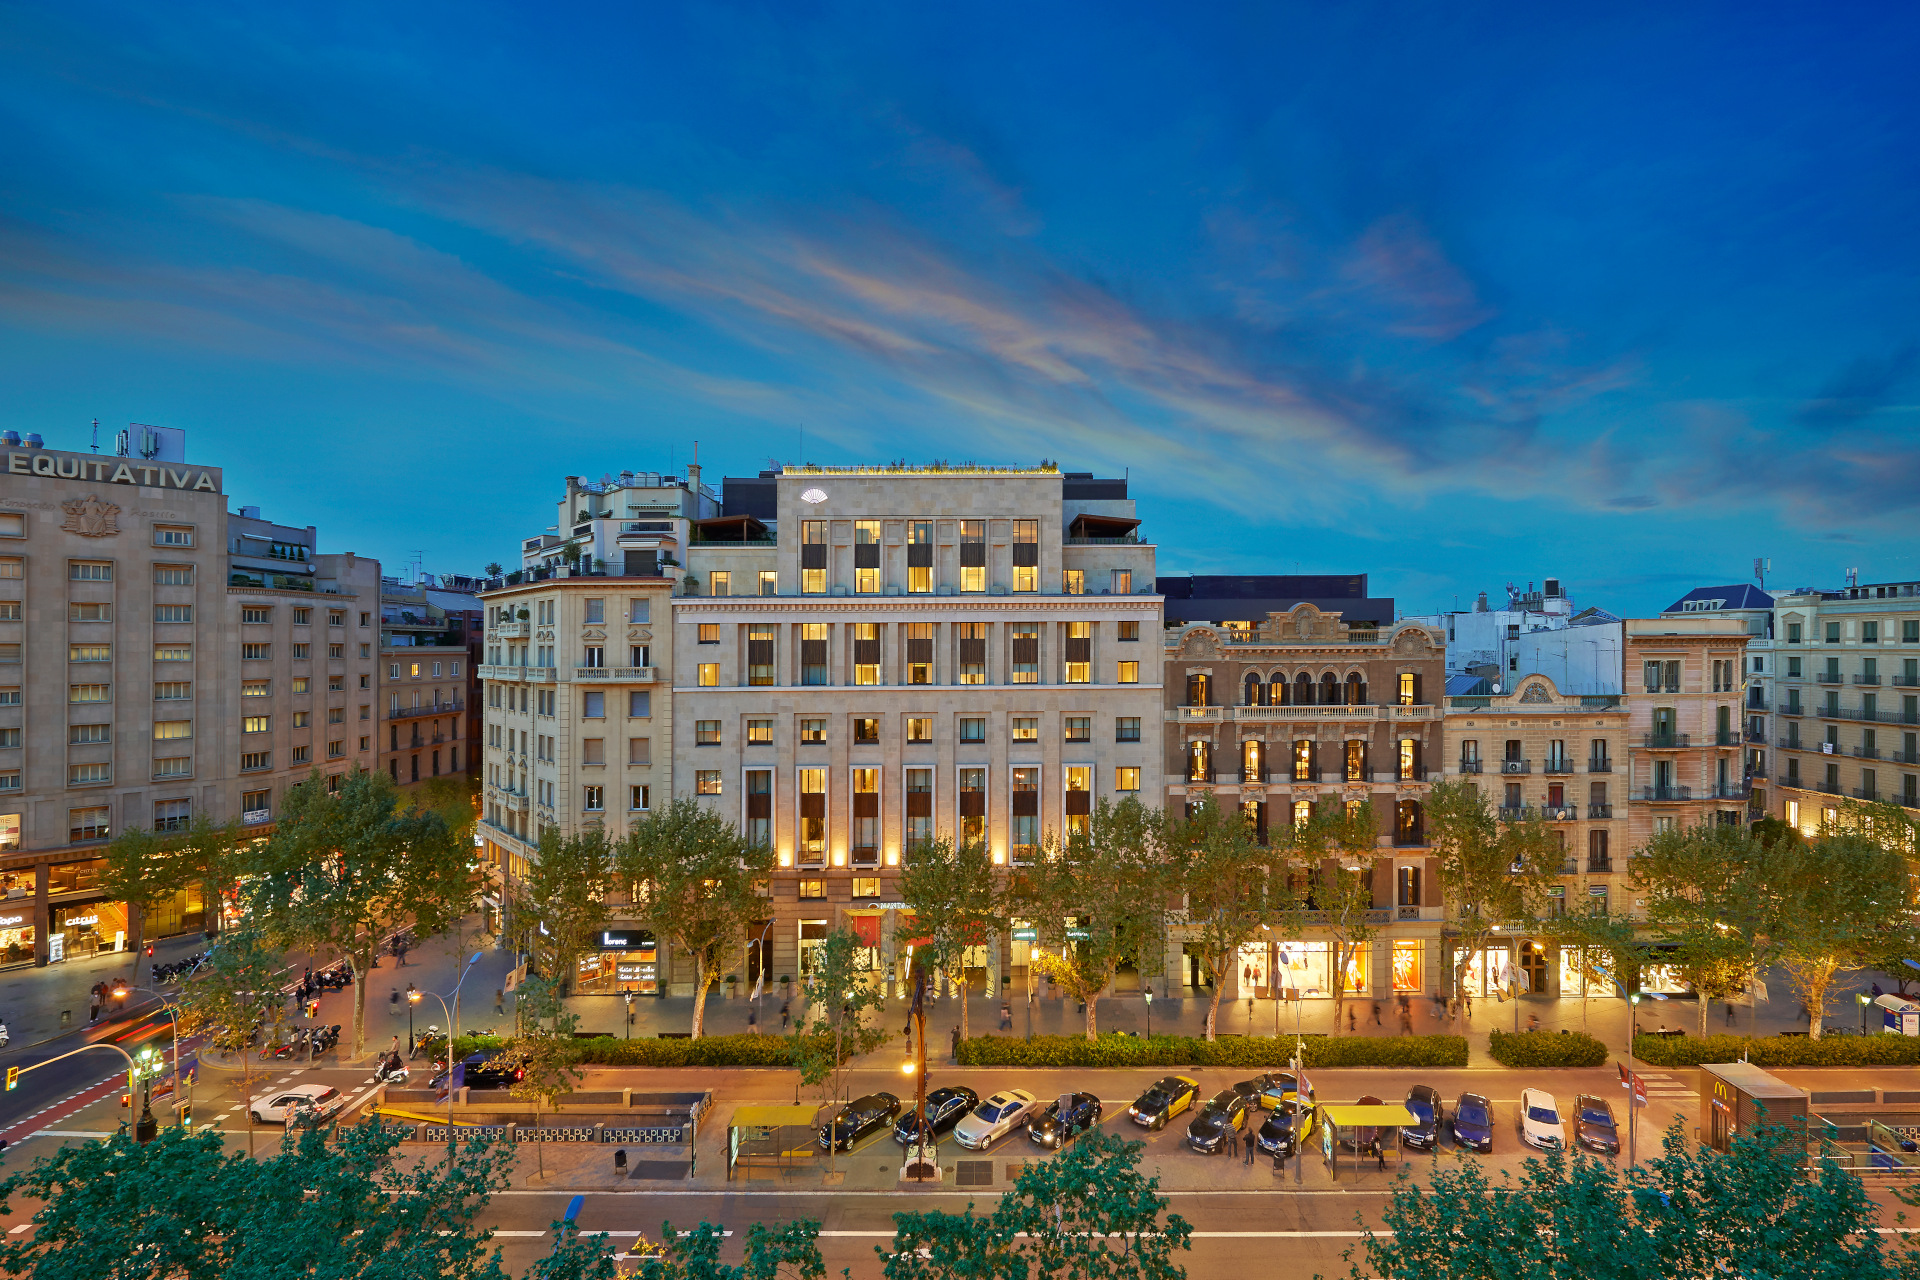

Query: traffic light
178;1101;192;1127
4;1067;16;1091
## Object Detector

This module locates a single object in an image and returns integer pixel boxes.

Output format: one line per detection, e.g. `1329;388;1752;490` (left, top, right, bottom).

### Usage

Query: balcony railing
1062;534;1142;545
1893;751;1920;765
1826;706;1920;725
1852;746;1882;759
1747;697;1770;712
1587;761;1613;773
1713;731;1737;746
574;667;658;682
1397;905;1423;921
1780;704;1805;717
1543;759;1575;775
1588;803;1614;819
1817;672;1845;685
1643;733;1690;749
1745;728;1767;743
1391;832;1426;849
1587;858;1613;874
1710;783;1750;800
1748;766;1769;779
1854;787;1882;802
386;700;465;722
1894;675;1920;688
1500;759;1531;774
1541;805;1579;821
491;621;529;639
1855;675;1882;686
1458;759;1483;774
1642;785;1693;802
1497;806;1534;822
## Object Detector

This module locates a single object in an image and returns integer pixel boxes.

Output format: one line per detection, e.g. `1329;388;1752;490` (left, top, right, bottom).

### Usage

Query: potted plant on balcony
682;573;700;595
593;557;607;575
517;607;530;621
484;562;504;578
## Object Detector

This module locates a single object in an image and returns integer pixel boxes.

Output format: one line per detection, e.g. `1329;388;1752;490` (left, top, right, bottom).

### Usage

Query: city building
1162;603;1446;1005
1440;672;1629;997
1660;584;1774;819
1768;576;1920;833
0;428;380;966
669;464;1161;1000
1623;616;1752;846
378;574;484;793
1409;579;1623;695
1160;574;1395;630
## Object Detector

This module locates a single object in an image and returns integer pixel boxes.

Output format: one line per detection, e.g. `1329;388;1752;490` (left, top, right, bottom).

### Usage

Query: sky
1;2;1917;617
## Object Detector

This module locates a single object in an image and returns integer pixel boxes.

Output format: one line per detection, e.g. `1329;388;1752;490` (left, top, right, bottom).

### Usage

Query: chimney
1475;592;1489;613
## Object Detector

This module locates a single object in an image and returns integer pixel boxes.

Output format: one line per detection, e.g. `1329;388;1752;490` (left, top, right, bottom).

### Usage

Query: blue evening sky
2;3;1916;615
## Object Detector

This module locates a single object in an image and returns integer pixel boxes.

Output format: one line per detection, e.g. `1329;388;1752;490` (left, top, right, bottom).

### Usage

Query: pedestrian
1464;992;1472;1019
89;988;102;1024
1526;1014;1540;1032
1399;1008;1413;1036
1347;1007;1356;1032
495;988;505;1016
999;1002;1013;1031
1371;1136;1386;1170
398;939;409;967
389;989;400;1018
1371;1003;1382;1026
1245;1125;1257;1165
1726;1001;1736;1026
1226;1124;1239;1158
781;1002;791;1032
950;1025;961;1060
747;1007;759;1034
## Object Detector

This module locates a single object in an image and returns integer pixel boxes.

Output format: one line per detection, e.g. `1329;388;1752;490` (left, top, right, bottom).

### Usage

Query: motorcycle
0;1018;10;1048
373;1055;409;1085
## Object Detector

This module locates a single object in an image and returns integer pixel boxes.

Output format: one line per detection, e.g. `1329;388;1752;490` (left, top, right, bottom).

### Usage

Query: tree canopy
897;835;1006;1043
1166;794;1295;1040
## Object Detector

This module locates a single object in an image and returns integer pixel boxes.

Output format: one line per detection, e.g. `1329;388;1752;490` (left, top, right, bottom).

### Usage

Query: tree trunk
1205;965;1226;1042
1084;989;1098;1040
958;965;970;1045
349;953;367;1059
1697;990;1710;1037
536;1098;544;1177
1332;940;1346;1033
690;953;711;1040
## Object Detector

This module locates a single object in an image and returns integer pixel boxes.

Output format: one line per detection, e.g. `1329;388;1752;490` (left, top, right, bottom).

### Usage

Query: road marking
824;1230;1387;1238
491;1231;548;1238
33;1130;111;1139
7;1225;31;1235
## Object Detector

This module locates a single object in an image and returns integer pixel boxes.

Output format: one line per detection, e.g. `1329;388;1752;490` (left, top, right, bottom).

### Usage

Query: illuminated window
1064;765;1092;835
696;720;722;746
905;768;933;848
1399;672;1417;706
906;622;934;684
1064;622;1091;683
798;768;827;863
1115;766;1140;792
758;570;777;596
1011;716;1038;742
1011;767;1039;861
1117;660;1139;683
698;624;719;644
801;521;827;594
1062;569;1084;595
801;624;829;685
748;625;776;686
697;663;719;687
957;623;987;684
854;521;881;594
1294;739;1315;782
1012;519;1038;593
959;521;985;593
906;717;932;743
852;767;880;864
959;767;987;846
907;521;933;593
746;719;774;745
1010;623;1039;683
709;571;730;597
696;771;722;795
69;644;111;663
853;622;880;685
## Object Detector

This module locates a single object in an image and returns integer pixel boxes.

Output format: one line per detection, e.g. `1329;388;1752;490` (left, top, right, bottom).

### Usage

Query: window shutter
959;636;986;665
800;792;825;821
801;543;827;570
1411;673;1424;705
801;638;828;666
906;790;932;818
1012;789;1039;817
1011;541;1038;567
959;789;986;818
1064;788;1091;816
854;543;879;569
959;541;986;568
854;636;881;665
1065;634;1091;664
1012;634;1040;666
907;636;934;665
907;543;933;568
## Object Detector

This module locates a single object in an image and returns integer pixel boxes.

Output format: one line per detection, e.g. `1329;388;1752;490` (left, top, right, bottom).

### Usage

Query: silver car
952;1089;1038;1151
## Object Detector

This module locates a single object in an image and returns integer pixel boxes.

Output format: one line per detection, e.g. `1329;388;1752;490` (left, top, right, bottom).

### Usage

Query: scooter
373;1056;409;1085
0;1018;10;1048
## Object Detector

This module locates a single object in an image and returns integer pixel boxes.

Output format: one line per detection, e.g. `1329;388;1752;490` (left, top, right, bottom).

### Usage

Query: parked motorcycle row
151;951;209;985
255;1023;342;1061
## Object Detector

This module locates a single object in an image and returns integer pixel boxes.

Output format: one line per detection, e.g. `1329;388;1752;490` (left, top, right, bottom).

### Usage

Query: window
631;783;651;811
292;607;313;625
1111;569;1132;595
327;644;345;659
747;625;775;685
241;751;271;771
958;717;986;743
69;644;110;663
853;521;881;594
583;785;604;812
959;520;986;593
582;691;605;717
1293;738;1315;782
907;521;933;594
242;643;270;660
906;767;933;848
155;681;191;700
70;806;110;841
1011;519;1038;593
629;691;651;717
1187;739;1212;783
697;623;720;645
1117;621;1140;643
329;609;346;626
1116;766;1141;791
69;684;110;703
243;715;271;734
583;598;605;624
69;723;111;744
957;623;986;684
853;622;880;685
697;662;719;687
799;717;826;743
801;623;829;686
853;717;879;745
581;737;605;765
153;757;191;779
68;602;109;622
852;767;880;863
155;643;194;662
153;720;191;740
798;767;827;861
630;645;650;668
1063;716;1091;743
1011;766;1039;860
327;740;344;759
1011;716;1038;742
756;570;777;597
696;720;722;746
1399;672;1417;705
1826;622;1842;644
740;718;773;747
906;622;934;684
242;606;271;624
745;770;771;844
1063;764;1093;835
1117;660;1139;684
1116;716;1141;743
0;774;15;793
153;604;192;624
583;646;605;669
0;558;21;582
959;767;987;844
798;878;826;900
1865;621;1880;644
1010;623;1039;683
1906;620;1920;644
696;771;723;795
906;717;932;743
1062;568;1084;595
69;561;112;581
801;520;828;594
0;513;18;538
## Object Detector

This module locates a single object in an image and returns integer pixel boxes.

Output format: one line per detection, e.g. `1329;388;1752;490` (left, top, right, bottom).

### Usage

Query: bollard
613;1148;628;1177
60;1010;70;1028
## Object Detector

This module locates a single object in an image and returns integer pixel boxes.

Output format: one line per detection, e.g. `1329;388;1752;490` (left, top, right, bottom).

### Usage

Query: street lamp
1859;990;1872;1035
1143;988;1153;1038
115;985;190;1129
1626;990;1642;1170
406;982;418;1054
412;952;484;1157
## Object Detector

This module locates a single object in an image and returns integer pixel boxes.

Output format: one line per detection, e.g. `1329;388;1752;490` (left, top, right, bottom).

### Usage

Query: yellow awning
1319;1104;1418;1127
730;1105;818;1127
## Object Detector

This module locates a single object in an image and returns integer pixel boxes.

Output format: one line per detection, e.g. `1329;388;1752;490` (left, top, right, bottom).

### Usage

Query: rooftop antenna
90;418;99;453
1753;557;1770;590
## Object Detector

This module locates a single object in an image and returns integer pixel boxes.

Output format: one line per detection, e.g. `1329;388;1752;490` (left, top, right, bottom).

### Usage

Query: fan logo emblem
800;488;828;504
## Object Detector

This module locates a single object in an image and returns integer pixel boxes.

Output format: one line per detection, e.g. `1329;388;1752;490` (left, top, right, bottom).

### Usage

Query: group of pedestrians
86;978;127;1024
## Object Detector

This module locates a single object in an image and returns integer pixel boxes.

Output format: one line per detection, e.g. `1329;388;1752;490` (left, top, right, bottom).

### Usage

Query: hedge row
1632;1032;1920;1068
436;1032;833;1067
956;1033;1469;1069
1486;1029;1610;1069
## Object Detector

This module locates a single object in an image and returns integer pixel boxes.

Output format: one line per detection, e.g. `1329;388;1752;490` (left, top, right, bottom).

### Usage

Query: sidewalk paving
0;931;209;1049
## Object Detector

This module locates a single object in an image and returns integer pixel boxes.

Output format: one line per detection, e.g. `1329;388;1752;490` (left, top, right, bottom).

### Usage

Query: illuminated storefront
1391;941;1423;993
574;927;659;995
1558;946;1613;998
51;901;129;958
0;905;32;965
1271;942;1368;998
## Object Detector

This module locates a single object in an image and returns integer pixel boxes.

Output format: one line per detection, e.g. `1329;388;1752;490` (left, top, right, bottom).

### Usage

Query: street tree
617;797;774;1039
644;1220;827;1280
516;828;614;994
897;835;1006;1045
171;925;291;1154
506;974;586;1181
1015;796;1168;1040
1775;830;1910;1038
881;1130;1193;1280
1631;823;1783;1034
1427;779;1562;1008
245;767;481;1058
101;814;245;965
1544;908;1644;1033
1282;799;1384;1034
1165;794;1295;1041
788;927;888;1176
1346;1118;1892;1280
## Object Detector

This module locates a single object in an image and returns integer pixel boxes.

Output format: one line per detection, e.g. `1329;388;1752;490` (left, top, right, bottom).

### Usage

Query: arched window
1186;673;1211;707
1319;672;1339;705
1345;672;1366;705
1245;673;1264;707
1274;675;1290;706
1293;673;1313;706
1396;799;1424;846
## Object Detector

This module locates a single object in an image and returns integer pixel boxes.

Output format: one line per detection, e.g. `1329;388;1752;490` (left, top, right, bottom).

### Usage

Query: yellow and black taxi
1184;1088;1252;1154
1254;1097;1317;1157
1127;1075;1199;1130
1240;1072;1300;1110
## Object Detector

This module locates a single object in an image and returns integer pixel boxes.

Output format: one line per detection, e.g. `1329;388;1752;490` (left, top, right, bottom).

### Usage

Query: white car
1519;1088;1563;1151
251;1083;345;1125
952;1089;1038;1151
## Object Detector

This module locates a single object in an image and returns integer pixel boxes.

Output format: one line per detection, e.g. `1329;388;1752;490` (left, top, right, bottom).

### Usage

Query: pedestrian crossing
1638;1072;1694;1102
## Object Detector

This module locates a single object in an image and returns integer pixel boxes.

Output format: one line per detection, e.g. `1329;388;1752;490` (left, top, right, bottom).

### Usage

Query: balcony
1643;733;1690;749
1855;675;1882;686
1587;859;1613;875
1391;832;1426;849
1710;783;1750;800
1500;759;1531;775
1748;766;1769;779
1817;672;1845;686
1497;806;1534;822
1641;786;1693;802
1852;746;1882;759
1588;803;1614;819
1397;905;1423;922
1827;705;1920;725
1747;698;1770;712
1178;705;1224;721
1854;787;1882;802
574;667;657;682
1457;759;1483;774
1397;769;1430;783
1543;759;1575;775
492;621;529;640
1541;805;1579;821
1745;728;1767;743
1779;704;1805;718
506;790;529;812
386;700;464;723
1893;751;1920;765
1714;731;1738;746
1894;675;1920;688
1587;761;1613;773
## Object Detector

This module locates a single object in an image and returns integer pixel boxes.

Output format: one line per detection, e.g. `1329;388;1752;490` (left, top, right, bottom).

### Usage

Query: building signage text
8;453;219;492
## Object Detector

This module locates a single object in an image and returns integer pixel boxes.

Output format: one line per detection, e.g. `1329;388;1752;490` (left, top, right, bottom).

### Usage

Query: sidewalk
0;931;210;1049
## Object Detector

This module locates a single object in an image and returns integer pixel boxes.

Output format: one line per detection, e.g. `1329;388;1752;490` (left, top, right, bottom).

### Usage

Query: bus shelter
727;1105;819;1181
1318;1103;1417;1182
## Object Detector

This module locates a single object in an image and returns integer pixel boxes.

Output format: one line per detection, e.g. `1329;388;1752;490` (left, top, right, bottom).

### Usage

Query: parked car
1254;1098;1316;1157
1447;1092;1493;1153
1235;1072;1295;1110
892;1086;980;1145
1128;1075;1199;1130
1340;1095;1386;1151
1519;1088;1564;1152
431;1051;527;1092
819;1092;902;1152
1027;1092;1103;1150
249;1083;344;1126
1573;1093;1620;1156
1185;1089;1251;1154
952;1089;1039;1151
1401;1084;1442;1150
